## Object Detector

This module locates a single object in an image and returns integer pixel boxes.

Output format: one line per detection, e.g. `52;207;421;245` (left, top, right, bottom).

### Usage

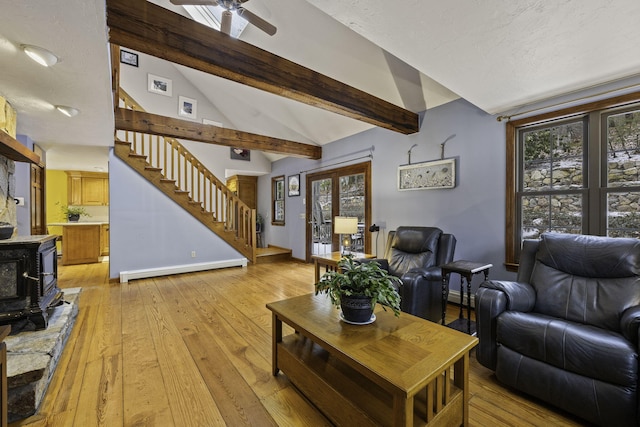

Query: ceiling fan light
55;105;79;117
21;44;58;67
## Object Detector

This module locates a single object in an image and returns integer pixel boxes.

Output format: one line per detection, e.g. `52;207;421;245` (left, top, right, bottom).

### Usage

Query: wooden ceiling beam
0;131;41;165
115;108;322;159
106;0;419;135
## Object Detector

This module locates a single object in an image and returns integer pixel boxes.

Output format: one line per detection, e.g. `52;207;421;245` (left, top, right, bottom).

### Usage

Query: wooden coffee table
267;293;478;426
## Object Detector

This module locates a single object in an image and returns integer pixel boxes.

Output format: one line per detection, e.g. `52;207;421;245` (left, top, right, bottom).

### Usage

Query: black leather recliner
476;232;640;427
364;226;456;322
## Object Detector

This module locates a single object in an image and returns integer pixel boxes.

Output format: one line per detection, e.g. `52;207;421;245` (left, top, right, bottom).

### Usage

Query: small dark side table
441;260;492;336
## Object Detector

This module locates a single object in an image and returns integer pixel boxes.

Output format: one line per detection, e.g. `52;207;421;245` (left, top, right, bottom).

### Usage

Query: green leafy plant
58;204;91;218
315;255;402;316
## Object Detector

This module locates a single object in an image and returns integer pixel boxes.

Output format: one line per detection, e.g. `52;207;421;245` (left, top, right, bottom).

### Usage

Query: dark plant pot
340;294;374;323
0;222;14;240
68;214;80;222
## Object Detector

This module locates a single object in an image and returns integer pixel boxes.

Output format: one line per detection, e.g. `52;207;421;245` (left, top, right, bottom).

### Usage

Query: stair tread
256;247;292;256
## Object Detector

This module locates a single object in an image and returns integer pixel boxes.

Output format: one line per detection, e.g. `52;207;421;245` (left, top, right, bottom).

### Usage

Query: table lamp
334;216;358;255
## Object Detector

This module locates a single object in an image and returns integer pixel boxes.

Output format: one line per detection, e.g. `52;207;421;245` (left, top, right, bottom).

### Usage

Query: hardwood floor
10;261;588;426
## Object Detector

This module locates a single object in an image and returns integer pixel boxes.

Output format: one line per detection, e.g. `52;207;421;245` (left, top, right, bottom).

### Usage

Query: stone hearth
5;287;81;422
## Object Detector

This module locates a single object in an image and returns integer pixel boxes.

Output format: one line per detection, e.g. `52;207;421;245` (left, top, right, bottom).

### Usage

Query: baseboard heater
119;258;247;283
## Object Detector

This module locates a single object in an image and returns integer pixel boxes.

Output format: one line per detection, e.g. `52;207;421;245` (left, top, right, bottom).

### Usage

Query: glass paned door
339;174;365;253
305;162;371;261
311;178;332;255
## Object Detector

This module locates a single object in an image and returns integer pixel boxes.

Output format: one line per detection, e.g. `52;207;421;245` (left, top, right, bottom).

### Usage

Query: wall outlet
191;251;196;258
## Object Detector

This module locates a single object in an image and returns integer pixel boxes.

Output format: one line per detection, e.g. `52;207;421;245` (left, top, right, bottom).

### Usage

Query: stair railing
117;89;256;262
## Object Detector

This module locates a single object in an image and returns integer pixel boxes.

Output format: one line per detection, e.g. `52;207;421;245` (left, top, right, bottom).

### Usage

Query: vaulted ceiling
1;0;639;169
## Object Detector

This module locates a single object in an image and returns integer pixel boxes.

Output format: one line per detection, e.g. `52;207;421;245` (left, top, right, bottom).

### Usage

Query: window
271;175;285;226
603;108;640;237
506;91;640;270
518;118;587;240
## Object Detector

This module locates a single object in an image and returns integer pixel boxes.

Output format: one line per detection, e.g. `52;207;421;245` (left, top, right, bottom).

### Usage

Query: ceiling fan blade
237;7;277;36
169;0;219;5
220;9;232;35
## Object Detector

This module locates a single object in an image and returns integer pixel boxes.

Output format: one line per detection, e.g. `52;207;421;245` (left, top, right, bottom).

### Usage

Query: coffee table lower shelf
278;334;464;426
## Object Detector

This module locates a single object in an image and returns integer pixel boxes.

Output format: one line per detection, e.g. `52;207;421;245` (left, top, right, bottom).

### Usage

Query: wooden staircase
114;90;257;263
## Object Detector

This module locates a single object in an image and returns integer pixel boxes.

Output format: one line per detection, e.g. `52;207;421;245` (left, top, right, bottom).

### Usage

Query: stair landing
256;246;292;264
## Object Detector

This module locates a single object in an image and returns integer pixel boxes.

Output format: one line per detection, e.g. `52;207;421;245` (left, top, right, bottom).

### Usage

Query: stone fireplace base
5;287;81;422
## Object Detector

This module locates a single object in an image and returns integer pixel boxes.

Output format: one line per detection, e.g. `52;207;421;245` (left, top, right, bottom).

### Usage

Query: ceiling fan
169;0;277;36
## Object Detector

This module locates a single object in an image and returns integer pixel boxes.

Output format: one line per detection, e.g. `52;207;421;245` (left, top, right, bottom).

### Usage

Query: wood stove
0;235;63;331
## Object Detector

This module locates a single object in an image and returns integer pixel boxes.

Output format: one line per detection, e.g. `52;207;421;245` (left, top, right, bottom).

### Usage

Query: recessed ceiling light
21;44;58;67
55;105;79;117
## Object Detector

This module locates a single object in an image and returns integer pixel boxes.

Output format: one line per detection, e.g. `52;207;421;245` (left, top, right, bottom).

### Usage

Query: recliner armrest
405;265;442;281
620;305;640;345
480;280;536;312
475;280;536;370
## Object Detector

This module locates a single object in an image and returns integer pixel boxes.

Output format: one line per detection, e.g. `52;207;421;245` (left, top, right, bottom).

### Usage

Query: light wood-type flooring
9;261;589;426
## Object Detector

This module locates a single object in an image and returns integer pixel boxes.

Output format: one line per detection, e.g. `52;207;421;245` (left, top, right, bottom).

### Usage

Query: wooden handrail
117;89;256;262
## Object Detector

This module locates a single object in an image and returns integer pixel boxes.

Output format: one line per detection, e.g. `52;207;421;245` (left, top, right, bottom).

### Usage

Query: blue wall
108;150;243;279
259;98;516;290
108;97;515;289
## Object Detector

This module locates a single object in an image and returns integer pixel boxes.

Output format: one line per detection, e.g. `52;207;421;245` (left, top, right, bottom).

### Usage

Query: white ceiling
306;0;640;115
1;0;639;170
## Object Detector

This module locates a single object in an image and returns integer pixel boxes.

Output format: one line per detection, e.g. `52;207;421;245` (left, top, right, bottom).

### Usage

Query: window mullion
586;112;601;234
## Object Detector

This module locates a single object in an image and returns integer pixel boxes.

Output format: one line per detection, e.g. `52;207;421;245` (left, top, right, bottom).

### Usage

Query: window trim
505;90;640;271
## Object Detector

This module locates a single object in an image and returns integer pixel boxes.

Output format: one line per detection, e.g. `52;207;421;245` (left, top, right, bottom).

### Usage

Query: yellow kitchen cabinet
82;177;108;205
100;223;109;256
67;174;82;205
62;224;100;265
226;175;257;209
66;171;109;206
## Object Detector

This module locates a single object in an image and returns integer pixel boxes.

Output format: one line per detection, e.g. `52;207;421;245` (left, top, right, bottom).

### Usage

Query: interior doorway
305;161;371;261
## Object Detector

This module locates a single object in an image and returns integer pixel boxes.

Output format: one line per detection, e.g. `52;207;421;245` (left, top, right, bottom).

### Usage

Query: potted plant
60;205;91;222
315;255;402;324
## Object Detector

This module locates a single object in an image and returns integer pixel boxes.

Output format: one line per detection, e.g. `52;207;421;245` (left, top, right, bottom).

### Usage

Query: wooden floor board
9;260;590;426
121;279;173;426
183;331;279;427
143;301;226;425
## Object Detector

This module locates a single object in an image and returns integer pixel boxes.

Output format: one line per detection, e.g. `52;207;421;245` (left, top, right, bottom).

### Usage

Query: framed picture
147;73;172;97
398;158;456;190
178;96;197;119
120;50;138;67
288;174;300;197
230;148;250;161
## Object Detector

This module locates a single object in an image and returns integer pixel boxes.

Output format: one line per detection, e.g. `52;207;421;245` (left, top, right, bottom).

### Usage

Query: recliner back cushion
388;227;441;277
531;233;640;331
